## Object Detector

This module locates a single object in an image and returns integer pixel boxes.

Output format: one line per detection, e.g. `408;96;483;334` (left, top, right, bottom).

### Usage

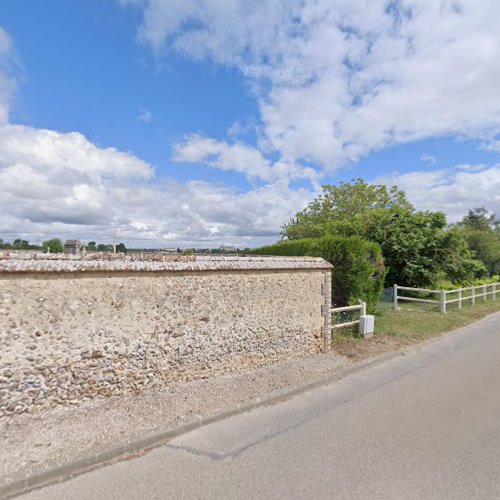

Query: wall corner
321;269;332;352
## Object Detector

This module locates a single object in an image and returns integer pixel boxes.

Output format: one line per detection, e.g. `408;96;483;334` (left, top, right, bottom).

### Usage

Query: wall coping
0;253;332;273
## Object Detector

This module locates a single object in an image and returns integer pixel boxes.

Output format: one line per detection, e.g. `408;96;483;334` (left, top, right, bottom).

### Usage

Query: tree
116;242;127;253
458;208;500;277
461;207;498;232
43;238;64;253
282;178;481;287
282;178;412;240
97;243;113;252
87;241;97;251
438;228;487;284
12;239;30;249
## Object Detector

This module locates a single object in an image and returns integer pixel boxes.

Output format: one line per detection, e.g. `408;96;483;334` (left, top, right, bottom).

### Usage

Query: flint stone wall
0;255;331;416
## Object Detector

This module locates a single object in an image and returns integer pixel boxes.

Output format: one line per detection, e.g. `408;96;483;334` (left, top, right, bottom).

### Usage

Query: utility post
393;284;398;310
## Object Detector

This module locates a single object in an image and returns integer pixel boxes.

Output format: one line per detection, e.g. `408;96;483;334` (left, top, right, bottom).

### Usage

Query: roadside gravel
0;351;349;489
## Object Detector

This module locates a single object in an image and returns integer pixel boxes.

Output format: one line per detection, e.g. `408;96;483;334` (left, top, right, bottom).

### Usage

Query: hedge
250;235;386;312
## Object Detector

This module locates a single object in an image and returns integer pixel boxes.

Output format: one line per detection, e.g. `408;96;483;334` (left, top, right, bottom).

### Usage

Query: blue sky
0;0;499;247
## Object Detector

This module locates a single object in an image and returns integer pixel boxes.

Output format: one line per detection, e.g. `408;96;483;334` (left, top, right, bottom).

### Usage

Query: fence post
471;287;475;305
393;284;398;310
440;290;447;314
361;301;367;316
458;288;462;310
494;284;497;300
482;285;487;303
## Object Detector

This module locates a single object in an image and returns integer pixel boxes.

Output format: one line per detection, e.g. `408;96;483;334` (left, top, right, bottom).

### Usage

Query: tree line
0;238;127;253
280;178;499;287
251;178;500;309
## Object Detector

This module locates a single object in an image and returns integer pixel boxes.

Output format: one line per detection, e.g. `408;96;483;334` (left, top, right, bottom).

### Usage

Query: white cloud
0;124;313;246
173;133;319;185
0;29;312;248
481;140;500;154
124;0;500;168
421;154;437;165
375;165;500;222
0;125;154;227
5;1;500;249
0;125;154;180
109;179;313;246
226;117;257;137
138;106;152;123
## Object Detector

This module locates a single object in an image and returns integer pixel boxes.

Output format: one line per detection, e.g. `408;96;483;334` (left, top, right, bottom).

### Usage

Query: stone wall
0;255;331;416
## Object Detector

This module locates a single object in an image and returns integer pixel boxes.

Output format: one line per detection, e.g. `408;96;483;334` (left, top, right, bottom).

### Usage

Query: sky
0;0;499;249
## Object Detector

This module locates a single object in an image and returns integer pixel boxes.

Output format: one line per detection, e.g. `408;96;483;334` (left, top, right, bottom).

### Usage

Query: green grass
332;298;500;348
375;298;500;340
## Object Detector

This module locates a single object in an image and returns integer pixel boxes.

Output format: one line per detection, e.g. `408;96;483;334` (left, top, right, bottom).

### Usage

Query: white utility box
359;315;375;338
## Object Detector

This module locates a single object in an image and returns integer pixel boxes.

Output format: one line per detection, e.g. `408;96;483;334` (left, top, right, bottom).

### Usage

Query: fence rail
394;283;499;314
331;301;366;329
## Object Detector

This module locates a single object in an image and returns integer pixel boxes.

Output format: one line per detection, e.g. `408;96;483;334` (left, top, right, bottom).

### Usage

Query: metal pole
393;284;398;310
458;288;462;310
440;290;446;314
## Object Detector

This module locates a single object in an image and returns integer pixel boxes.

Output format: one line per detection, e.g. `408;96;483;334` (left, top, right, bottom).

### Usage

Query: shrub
42;238;64;253
437;275;500;290
250;235;386;312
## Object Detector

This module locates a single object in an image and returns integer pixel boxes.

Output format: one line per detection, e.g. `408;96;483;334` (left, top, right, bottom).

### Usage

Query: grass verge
332;298;500;362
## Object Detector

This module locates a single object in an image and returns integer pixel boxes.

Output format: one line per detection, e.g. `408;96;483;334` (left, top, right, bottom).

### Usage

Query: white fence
394;283;499;314
331;302;367;329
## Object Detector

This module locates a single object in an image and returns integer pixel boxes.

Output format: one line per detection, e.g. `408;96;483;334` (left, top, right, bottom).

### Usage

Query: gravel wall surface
1;256;330;417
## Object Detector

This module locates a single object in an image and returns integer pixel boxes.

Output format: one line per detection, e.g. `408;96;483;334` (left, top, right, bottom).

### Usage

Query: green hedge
437;275;500;290
250;235;386;312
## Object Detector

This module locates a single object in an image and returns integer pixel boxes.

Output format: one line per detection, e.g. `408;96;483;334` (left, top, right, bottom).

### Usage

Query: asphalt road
23;312;500;500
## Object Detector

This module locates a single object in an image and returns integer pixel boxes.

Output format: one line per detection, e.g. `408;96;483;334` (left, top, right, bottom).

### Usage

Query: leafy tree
438;228;486;284
461;207;498;231
282;178;481;287
116;242;127;253
282;178;412;240
42;238;64;253
458;208;500;277
12;239;30;249
97;243;113;252
87;241;97;250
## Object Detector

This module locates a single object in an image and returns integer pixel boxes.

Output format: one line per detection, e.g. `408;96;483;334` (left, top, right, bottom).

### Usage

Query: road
23;312;500;499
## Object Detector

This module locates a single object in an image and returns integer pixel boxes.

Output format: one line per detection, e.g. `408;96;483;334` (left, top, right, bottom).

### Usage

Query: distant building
219;244;235;252
64;239;82;255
